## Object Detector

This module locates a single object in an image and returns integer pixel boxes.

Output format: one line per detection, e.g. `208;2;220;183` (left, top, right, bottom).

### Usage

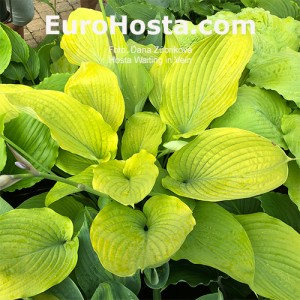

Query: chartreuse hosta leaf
61;8;128;71
282;113;300;166
211;86;291;149
172;202;254;285
0;114;6;172
0;25;11;74
0;208;78;299
163;128;290;201
284;161;300;209
149;34;180;110
248;49;300;106
0;85;118;161
0;95;19;122
90;195;195;276
93;150;158;206
65;62;124;131
236;213;300;299
56;149;97;175
121;112;166;159
159;30;253;138
118;54;153;117
0;197;13;215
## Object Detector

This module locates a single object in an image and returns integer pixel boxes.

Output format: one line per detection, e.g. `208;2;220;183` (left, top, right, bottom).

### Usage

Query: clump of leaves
0;4;300;300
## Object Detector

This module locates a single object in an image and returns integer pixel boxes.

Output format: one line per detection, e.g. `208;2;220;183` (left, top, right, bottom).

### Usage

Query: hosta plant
0;3;300;300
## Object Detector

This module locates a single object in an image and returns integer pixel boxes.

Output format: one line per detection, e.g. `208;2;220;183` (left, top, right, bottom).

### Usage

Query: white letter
147;19;160;35
110;15;127;34
173;20;189;35
80;20;91;34
162;16;172;35
92;20;107;35
198;19;212;35
214;20;230;35
130;19;146;35
62;20;77;34
232;20;255;34
46;15;60;35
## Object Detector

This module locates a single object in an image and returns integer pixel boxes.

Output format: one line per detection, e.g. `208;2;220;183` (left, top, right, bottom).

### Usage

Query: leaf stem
0;134;54;175
153;289;161;300
11;172;107;198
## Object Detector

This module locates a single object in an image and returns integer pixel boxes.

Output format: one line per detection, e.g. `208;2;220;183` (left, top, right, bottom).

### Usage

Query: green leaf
0;197;13;215
91;282;138;300
119;54;154;117
38;40;56;80
236;213;300;299
93;150;159;206
3;113;59;191
282;113;300;166
248;49;300;107
50;54;78;74
166;260;221;288
17;193;46;209
163;128;290;201
0;208;78;299
35;73;72;92
0;95;19;122
90;195;195;276
0;114;6;171
173;202;254;285
159;31;253;138
24;47;40;81
0;25;11;74
258;192;300;232
0;24;29;63
241;0;300;19
32;277;84;300
75;211;141;298
2;62;26;82
218;198;263;215
65;62;125;131
284;160;300;209
196;289;224;300
1;86;118;161
45;166;94;206
211;86;291;149
60;9;128;71
55;149;97;175
121;112;166;159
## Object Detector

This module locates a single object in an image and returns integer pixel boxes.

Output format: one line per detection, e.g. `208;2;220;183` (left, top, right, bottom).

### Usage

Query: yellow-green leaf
121;112;166;159
0;208;78;299
93;150;158;206
163;128;290;201
65;62;125;131
173;202;255;285
236;213;300;300
60;8;128;71
0;25;12;74
159;31;253;138
90;195;195;276
0;85;118;161
284;160;300;209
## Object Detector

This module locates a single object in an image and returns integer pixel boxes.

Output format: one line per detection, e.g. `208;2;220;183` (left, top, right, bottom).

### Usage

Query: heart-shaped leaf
159;30;253;138
121;112;166;159
93;150;159;205
65;62;125;131
236;213;300;299
0;85;118;162
90;195;195;276
0;208;78;299
163;128;290;201
173;202;255;285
